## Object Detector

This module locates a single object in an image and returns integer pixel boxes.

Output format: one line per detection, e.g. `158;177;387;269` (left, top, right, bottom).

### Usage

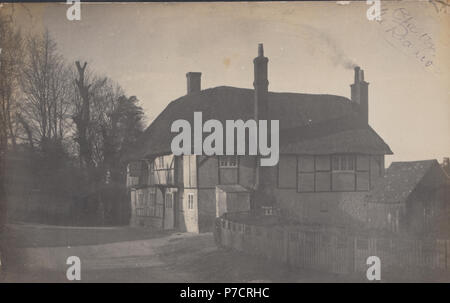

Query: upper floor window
332;155;355;171
158;157;164;168
219;156;237;168
128;161;142;177
278;154;373;193
154;155;175;185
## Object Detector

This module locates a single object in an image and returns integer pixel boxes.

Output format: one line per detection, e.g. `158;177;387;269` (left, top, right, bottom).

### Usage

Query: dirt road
0;223;348;282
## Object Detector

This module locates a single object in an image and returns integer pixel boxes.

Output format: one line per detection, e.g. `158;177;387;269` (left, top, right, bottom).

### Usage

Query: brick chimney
350;66;369;124
252;43;274;208
186;72;201;94
253;43;269;122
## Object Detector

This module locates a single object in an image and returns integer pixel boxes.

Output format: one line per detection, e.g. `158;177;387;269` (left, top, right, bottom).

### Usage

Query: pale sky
3;1;449;165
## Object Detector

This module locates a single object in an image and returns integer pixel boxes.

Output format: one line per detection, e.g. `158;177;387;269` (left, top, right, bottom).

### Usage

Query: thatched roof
125;86;392;161
367;160;449;204
279;116;391;155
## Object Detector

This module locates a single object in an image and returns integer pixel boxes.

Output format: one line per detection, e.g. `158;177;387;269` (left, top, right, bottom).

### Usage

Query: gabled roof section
280;115;392;155
367;160;449;204
125;86;392;161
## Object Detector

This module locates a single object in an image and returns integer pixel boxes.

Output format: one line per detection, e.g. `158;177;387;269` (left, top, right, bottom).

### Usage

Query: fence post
446;240;448;271
283;227;289;264
351;236;356;273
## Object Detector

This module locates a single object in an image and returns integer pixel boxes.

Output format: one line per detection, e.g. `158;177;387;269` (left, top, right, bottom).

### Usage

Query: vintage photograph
0;1;449;283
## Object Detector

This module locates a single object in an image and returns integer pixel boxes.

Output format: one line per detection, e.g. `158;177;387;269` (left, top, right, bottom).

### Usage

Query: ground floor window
187;193;194;209
219;156;238;167
134;187;163;218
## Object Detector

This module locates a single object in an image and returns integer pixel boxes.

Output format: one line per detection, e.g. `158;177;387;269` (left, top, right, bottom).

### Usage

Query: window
348;156;354;170
165;193;173;208
219;156;237;168
154;155;175;185
332;155;356;191
128;161;142;177
135;187;157;217
148;162;155;185
263;206;274;216
158;157;164;168
187;193;194;209
332;155;355;171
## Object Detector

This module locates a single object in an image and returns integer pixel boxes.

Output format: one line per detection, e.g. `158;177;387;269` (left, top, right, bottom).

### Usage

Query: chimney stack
443;157;450;166
253;43;269;122
351;66;369;124
443;157;450;175
186;72;201;95
252;43;274;208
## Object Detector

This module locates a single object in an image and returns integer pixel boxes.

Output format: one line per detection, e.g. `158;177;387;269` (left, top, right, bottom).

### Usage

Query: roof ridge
391;159;437;163
202;85;352;100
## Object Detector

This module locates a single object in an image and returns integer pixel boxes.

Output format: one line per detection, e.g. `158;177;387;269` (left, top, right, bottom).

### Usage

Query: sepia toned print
0;1;449;283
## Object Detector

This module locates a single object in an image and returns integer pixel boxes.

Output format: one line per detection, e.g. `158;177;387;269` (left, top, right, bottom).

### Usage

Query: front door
164;192;174;230
173;192;179;229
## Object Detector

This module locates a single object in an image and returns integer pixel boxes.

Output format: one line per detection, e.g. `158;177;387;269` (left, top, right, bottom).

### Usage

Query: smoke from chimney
301;24;357;70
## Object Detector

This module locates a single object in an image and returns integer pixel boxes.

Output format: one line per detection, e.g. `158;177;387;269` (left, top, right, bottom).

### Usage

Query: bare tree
0;14;23;152
0;15;146;226
0;12;23;267
20;30;72;154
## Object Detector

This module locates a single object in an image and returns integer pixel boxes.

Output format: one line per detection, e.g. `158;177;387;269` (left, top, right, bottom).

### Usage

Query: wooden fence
215;216;450;278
